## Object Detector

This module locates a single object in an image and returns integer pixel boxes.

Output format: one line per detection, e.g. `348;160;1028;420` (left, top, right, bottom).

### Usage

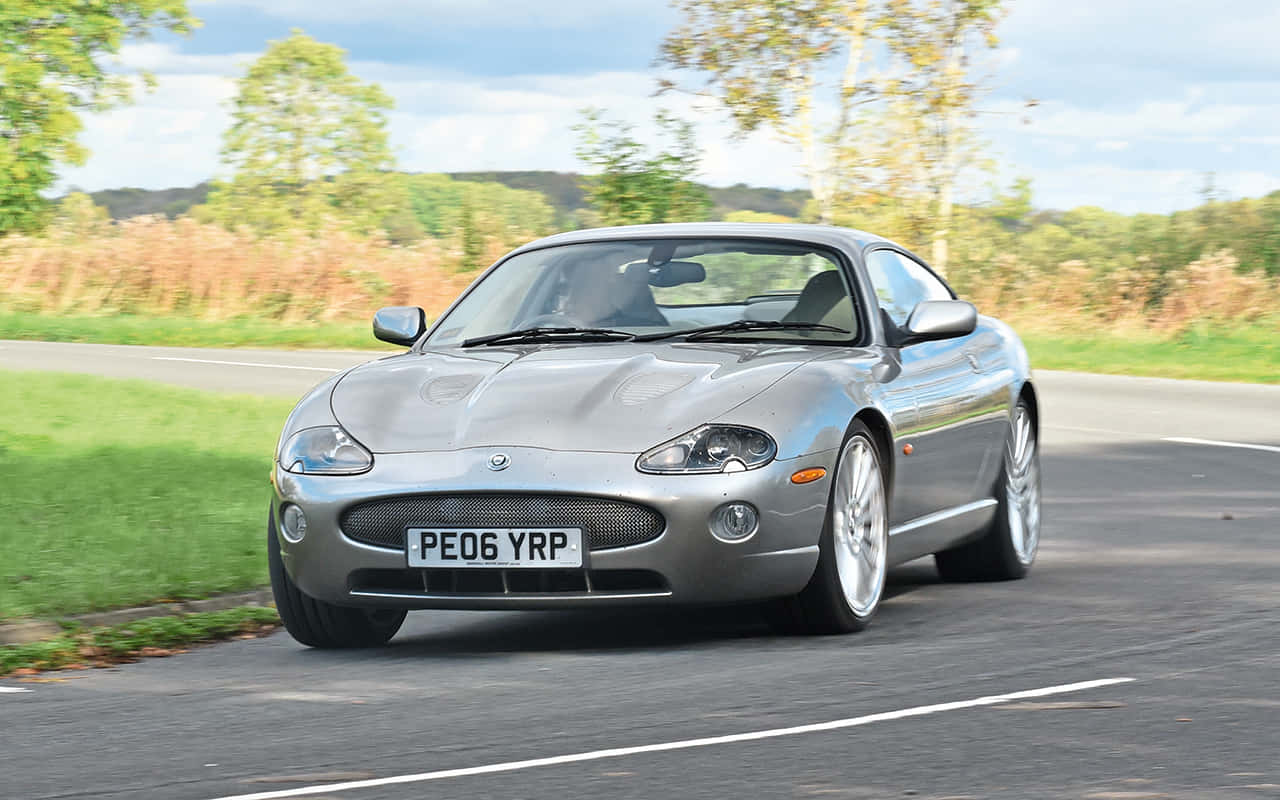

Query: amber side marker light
790;467;828;484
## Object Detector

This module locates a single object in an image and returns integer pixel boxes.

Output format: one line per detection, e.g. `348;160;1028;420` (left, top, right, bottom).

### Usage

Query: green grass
0;370;296;621
1022;325;1280;384
0;311;393;351
0;606;281;676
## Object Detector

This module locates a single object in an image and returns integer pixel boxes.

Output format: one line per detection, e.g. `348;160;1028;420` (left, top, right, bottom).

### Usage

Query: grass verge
1021;325;1280;384
0;311;391;350
0;606;280;677
0;370;295;621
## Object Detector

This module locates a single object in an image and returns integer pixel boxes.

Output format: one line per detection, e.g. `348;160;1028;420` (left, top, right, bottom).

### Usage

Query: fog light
280;504;307;543
710;501;759;542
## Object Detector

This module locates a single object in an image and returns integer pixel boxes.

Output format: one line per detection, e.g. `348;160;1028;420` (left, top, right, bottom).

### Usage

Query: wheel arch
1017;379;1040;438
853;406;895;500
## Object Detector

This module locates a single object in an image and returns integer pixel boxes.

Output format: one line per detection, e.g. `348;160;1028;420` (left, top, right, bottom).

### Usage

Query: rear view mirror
373;306;426;346
626;260;706;288
902;300;977;345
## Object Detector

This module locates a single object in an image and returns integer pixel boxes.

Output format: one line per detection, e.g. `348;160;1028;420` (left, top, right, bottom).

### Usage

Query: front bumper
271;446;835;609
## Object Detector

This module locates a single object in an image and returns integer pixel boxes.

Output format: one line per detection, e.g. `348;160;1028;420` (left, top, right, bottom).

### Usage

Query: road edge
0;588;274;645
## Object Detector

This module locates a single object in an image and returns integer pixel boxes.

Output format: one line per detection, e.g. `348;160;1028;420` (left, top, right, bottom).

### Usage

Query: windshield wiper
634;320;851;342
461;327;637;348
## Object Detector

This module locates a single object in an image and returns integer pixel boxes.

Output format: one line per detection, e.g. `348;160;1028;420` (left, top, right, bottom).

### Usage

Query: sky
55;0;1280;214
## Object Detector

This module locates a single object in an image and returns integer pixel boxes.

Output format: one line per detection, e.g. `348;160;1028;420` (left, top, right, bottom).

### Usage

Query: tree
0;0;196;235
660;0;878;222
53;191;111;236
876;0;1006;273
200;31;398;234
661;0;1009;272
573;109;711;226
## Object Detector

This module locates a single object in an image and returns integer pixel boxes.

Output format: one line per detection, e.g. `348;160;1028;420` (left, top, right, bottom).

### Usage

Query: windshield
425;238;858;346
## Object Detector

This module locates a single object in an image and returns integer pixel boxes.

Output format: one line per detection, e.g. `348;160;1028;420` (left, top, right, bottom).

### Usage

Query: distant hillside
706;183;809;218
86;183;212;220
448;171;811;221
448;171;589;218
73;172;812;225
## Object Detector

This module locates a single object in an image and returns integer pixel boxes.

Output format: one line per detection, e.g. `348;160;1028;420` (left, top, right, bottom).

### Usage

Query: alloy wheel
1005;405;1041;565
831;436;888;617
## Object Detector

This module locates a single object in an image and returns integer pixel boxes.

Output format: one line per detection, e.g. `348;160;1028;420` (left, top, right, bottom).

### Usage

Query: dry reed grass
0;216;476;323
3;218;1277;335
960;249;1280;334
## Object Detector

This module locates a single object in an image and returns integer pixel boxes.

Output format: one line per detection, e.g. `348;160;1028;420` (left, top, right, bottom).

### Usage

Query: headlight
278;426;373;475
637;425;777;474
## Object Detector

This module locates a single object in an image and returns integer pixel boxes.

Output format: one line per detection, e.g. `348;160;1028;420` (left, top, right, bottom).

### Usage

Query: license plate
406;527;583;568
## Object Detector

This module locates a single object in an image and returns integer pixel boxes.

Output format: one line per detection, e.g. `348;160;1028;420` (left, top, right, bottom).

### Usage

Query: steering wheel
522;313;590;329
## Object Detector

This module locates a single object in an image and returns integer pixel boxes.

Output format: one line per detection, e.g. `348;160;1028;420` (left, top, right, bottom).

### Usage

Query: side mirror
901;300;977;345
373;306;426;346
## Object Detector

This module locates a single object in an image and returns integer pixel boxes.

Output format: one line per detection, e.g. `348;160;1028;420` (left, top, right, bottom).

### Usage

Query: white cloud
56;48;806;195
115;42;256;75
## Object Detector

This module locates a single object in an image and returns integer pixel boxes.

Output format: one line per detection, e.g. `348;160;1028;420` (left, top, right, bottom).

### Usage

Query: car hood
330;342;830;453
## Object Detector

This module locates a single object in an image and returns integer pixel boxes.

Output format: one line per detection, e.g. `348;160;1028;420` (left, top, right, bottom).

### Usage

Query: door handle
964;352;982;372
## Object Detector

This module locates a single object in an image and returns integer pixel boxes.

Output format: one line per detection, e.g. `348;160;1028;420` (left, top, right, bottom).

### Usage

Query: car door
862;247;1004;528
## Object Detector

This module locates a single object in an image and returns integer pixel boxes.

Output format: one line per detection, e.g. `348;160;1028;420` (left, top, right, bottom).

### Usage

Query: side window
897;253;953;304
863;250;952;328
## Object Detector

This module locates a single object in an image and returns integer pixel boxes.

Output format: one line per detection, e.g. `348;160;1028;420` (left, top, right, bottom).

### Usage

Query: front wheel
268;511;406;648
935;399;1041;581
769;422;889;634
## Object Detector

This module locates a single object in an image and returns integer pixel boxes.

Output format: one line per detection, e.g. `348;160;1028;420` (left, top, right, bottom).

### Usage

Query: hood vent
420;374;482;406
614;372;696;405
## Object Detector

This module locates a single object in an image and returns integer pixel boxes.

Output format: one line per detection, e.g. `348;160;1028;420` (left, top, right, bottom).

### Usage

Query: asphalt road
2;341;1278;800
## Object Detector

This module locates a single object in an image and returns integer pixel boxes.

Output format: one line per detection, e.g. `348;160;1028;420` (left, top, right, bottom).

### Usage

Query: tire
769;421;890;634
934;399;1041;582
267;510;406;648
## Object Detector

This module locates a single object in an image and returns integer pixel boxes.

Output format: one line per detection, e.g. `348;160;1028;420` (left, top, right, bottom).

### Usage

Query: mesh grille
340;493;665;552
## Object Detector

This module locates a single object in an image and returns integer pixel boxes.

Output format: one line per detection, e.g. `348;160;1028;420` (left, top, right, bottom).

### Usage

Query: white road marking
1045;424;1136;436
1163;437;1280;455
206;677;1134;800
152;357;338;373
0;686;32;694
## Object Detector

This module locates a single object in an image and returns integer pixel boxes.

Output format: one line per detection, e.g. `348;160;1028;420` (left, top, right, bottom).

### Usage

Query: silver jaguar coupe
268;223;1041;647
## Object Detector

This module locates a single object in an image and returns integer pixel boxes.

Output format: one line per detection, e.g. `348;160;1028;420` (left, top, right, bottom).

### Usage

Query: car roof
510;222;902;258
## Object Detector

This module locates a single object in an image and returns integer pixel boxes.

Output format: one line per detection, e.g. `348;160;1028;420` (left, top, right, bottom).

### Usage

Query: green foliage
0;0;196;234
199;30;400;235
397;173;555;265
402;174;553;240
450;171;589;225
573;109;712;226
51;191;111;236
829;178;1280;317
